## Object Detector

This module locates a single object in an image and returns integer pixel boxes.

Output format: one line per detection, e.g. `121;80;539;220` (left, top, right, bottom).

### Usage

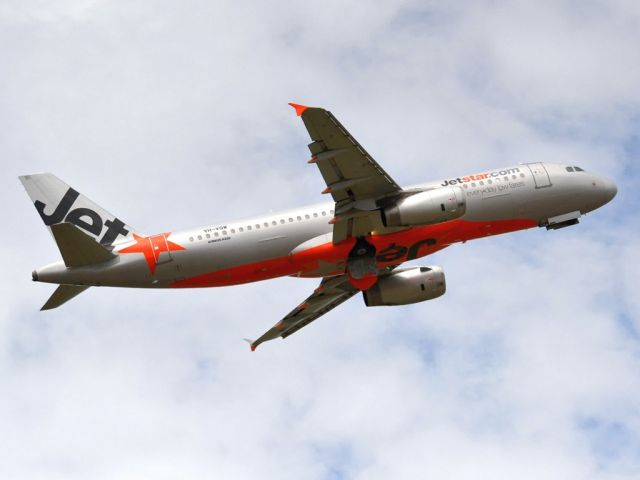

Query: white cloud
1;0;639;478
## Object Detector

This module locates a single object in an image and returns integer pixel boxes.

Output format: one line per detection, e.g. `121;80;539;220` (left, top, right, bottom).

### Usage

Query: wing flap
281;291;358;339
292;105;403;243
249;275;358;350
299;107;401;202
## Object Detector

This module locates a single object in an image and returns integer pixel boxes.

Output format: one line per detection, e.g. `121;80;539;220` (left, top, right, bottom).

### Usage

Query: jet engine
382;187;466;227
363;266;446;306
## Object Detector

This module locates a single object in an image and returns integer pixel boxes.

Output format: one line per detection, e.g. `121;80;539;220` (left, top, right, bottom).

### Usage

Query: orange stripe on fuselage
169;218;537;288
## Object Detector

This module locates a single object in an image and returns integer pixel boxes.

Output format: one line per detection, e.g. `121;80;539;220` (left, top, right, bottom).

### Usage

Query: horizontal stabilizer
41;284;90;310
51;222;117;267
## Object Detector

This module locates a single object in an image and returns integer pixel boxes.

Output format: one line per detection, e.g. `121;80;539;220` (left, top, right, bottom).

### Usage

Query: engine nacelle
363;266;446;307
382;187;466;227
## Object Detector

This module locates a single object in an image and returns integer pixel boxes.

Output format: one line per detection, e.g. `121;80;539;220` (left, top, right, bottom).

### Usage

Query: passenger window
197;235;202;240
264;222;269;228
239;227;244;232
214;232;219;237
296;216;302;221
488;179;493;184
520;173;525;178
305;214;310;219
231;229;235;234
222;230;227;235
330;209;334;214
288;218;293;222
313;213;318;218
280;219;285;224
511;175;517;179
206;233;210;239
321;211;326;216
471;182;476;187
272;221;277;226
189;237;194;242
479;181;484;186
247;226;252;231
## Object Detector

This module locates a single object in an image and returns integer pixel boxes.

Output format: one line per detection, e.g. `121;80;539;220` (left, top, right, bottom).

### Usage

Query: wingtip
243;338;258;352
288;102;309;116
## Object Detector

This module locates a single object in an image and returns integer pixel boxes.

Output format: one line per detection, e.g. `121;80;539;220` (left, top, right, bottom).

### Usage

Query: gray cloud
1;1;639;478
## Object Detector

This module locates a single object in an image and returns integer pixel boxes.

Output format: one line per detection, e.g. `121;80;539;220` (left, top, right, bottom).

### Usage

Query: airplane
19;103;617;350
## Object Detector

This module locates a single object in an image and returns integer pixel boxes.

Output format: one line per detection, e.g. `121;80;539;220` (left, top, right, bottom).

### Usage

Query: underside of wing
248;275;358;351
291;104;403;243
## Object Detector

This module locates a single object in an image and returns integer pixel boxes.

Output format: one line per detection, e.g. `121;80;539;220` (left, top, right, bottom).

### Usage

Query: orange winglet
288;102;309;116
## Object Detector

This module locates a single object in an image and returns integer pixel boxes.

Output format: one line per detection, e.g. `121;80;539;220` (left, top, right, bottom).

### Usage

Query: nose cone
599;177;618;206
585;175;617;212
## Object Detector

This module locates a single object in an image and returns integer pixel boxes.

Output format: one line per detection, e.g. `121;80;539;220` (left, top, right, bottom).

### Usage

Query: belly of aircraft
169;217;537;288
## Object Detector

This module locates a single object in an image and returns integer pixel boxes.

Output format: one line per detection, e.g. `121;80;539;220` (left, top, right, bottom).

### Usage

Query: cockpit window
566;166;574;172
574;166;584;172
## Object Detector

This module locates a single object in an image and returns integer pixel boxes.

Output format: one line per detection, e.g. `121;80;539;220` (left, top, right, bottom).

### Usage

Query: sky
1;1;639;478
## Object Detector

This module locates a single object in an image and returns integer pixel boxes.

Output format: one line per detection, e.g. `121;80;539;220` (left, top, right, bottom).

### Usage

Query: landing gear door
150;234;173;265
527;162;552;188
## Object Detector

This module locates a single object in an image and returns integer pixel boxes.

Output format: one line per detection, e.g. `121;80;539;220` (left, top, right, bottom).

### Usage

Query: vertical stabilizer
19;173;136;247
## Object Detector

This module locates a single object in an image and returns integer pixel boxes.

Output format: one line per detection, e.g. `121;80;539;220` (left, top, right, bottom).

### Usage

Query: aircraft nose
600;177;618;204
591;176;617;207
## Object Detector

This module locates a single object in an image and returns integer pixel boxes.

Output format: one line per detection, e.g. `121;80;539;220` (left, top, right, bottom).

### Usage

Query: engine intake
383;187;466;227
363;266;446;306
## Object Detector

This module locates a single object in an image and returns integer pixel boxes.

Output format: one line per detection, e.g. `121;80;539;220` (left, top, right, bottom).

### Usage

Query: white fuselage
34;162;617;289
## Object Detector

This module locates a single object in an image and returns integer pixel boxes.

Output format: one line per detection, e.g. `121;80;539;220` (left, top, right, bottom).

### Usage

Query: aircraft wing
248;275;358;351
290;103;403;243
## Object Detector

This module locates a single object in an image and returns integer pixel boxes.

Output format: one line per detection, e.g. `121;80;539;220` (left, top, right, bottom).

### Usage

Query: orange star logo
118;232;185;274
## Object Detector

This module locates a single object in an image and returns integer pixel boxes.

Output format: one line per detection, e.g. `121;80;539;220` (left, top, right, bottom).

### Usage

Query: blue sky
1;1;639;478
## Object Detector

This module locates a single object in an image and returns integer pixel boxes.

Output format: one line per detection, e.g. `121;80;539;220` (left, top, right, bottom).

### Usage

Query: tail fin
41;285;90;310
19;173;136;247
